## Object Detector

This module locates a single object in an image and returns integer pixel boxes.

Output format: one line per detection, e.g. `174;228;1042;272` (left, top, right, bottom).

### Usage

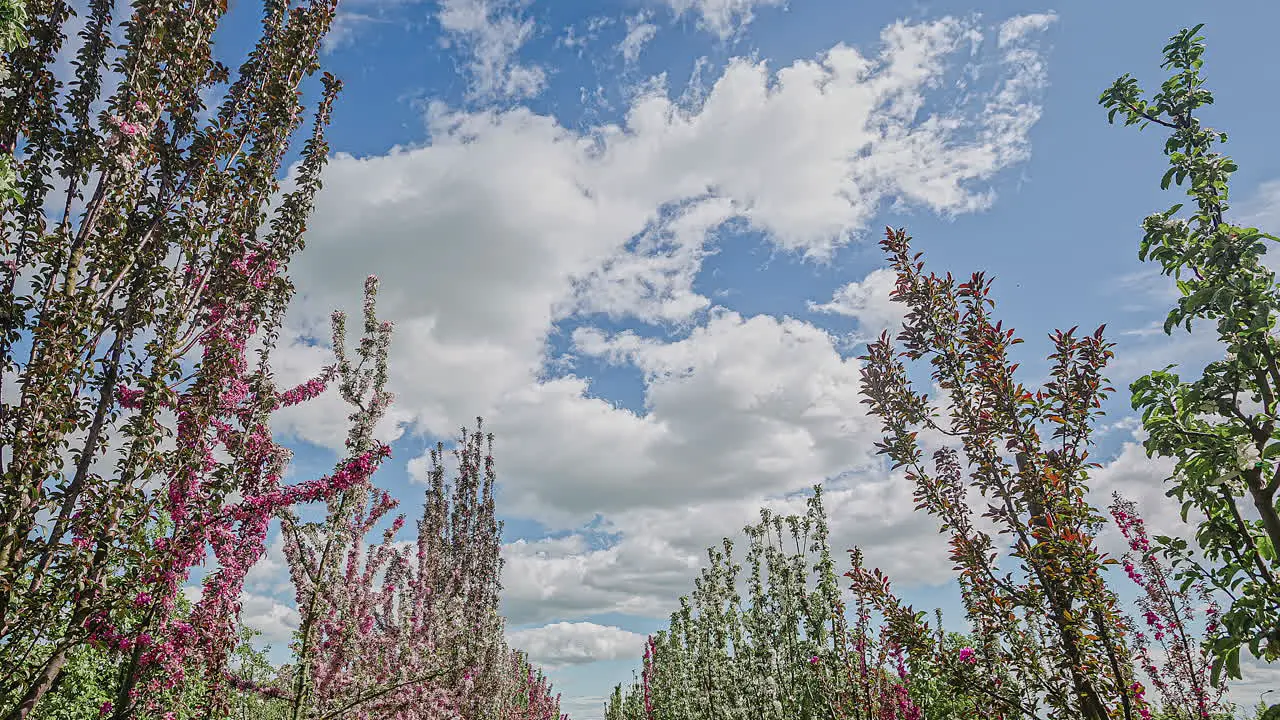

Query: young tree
279;415;508;720
0;0;391;710
0;0;572;714
1101;23;1280;682
0;0;24;202
1109;495;1228;720
855;227;1145;720
605;487;947;720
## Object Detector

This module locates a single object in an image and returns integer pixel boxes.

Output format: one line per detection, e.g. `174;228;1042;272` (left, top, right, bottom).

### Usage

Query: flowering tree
0;0;408;712
1109;495;1228;720
0;0;23;202
1100;24;1280;681
0;0;571;713
4;270;567;718
604;487;973;720
278;416;510;720
855;226;1147;720
492;649;565;720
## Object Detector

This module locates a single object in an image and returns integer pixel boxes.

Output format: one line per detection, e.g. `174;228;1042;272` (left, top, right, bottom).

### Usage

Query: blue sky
136;0;1280;716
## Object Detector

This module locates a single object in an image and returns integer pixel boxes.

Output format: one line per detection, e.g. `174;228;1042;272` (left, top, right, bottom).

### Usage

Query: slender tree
605;487;947;720
855;226;1145;720
0;0;379;710
0;0;24;202
1101;23;1280;682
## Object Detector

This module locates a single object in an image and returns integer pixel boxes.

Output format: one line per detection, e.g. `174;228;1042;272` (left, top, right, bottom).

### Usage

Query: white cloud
495;310;876;521
808;267;905;341
997;12;1057;49
1230;653;1280;712
497;470;958;627
244;533;294;597
437;0;546;100
1237;178;1280;277
618;12;658;64
324;12;389;54
1087;433;1184;557
264;14;1057;671
239;592;302;644
664;0;786;40
500;533;701;624
558;16;614;55
273;16;1052;459
566;196;729;324
266;332;411;453
506;622;648;667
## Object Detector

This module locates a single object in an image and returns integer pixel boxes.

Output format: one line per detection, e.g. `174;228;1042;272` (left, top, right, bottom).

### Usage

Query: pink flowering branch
1110;495;1227;720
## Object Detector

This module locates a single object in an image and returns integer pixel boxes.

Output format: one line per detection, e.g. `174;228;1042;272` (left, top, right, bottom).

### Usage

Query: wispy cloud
618;12;658;64
664;0;786;40
997;11;1057;48
437;0;547;100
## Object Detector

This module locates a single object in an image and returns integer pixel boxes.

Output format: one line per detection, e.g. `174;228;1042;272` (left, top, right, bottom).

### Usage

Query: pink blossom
117;385;145;409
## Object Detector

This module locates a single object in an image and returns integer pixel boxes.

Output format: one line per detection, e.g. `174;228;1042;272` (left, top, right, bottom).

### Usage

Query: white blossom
1234;436;1261;471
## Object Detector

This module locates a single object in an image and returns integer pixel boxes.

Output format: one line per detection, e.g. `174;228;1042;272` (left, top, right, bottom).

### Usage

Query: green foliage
0;0;24;204
28;646;116;720
604;489;990;720
0;0;24;50
23;595;295;720
903;631;988;720
857;227;1144;720
1102;24;1280;680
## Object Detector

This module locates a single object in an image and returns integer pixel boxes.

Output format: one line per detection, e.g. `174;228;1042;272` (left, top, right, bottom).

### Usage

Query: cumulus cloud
506;622;648;667
258;15;1058;695
240;592;302;643
244;534;295;597
497;468;961;627
272;15;1054;459
437;0;546;100
497;310;875;520
808;267;906;341
181;585;298;644
1086;432;1184;556
499;525;704;625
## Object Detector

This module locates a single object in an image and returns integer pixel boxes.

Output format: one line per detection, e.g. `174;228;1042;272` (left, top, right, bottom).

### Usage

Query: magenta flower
957;646;977;665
